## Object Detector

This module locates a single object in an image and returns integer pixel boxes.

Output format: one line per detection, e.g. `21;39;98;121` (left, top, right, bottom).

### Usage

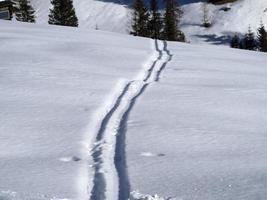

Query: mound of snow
130;191;176;200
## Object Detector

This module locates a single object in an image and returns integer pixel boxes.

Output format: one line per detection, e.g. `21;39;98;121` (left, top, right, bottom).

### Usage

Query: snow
30;0;130;33
130;191;174;200
0;20;150;200
181;0;267;44
1;18;267;200
126;42;267;199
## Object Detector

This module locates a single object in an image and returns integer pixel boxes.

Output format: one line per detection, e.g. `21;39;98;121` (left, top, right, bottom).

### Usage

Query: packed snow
1;17;267;200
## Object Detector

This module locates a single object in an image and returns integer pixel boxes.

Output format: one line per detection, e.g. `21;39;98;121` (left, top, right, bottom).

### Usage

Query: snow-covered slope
182;0;267;44
0;20;151;200
127;42;267;200
27;0;267;44
31;0;130;33
1;20;267;200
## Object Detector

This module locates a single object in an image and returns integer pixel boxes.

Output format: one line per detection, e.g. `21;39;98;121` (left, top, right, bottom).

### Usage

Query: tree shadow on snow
94;0;202;7
193;33;233;45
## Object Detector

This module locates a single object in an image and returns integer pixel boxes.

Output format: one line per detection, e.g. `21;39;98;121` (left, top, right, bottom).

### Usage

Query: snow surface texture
19;0;267;44
88;36;172;200
1;20;267;200
126;42;267;200
0;20;151;200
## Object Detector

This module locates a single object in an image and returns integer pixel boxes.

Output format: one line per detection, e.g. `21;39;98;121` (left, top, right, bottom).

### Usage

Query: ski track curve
89;39;172;200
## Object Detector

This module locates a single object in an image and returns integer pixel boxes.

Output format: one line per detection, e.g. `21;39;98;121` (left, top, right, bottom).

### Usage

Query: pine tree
48;0;78;27
243;26;257;50
202;1;211;28
230;35;240;48
148;0;162;39
15;0;36;23
163;0;185;41
131;0;150;37
257;23;267;52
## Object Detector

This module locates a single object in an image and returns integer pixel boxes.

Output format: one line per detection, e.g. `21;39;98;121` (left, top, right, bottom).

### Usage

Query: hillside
1;20;267;200
23;0;267;44
182;0;267;44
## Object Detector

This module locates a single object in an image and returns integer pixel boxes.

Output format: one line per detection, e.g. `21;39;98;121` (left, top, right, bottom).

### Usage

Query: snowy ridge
89;39;172;200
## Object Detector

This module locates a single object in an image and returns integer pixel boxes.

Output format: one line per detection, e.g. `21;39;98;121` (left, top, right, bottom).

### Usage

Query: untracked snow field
1;21;267;200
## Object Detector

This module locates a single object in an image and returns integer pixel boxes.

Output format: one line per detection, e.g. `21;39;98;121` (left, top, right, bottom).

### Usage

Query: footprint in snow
140;152;165;157
59;156;81;162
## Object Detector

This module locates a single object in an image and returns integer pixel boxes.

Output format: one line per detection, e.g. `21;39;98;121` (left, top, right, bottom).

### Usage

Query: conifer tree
131;0;150;37
202;1;211;28
163;0;185;41
230;35;240;48
243;26;256;50
257;23;267;52
15;0;36;23
148;0;162;39
48;0;78;27
239;38;245;49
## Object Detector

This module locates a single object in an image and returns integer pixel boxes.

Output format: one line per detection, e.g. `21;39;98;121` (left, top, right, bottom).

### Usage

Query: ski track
89;39;172;200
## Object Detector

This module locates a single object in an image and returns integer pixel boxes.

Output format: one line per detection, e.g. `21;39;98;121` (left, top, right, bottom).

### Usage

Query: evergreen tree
243;26;257;50
131;0;150;37
257;23;267;52
15;0;36;23
230;34;240;48
148;0;162;39
163;0;185;41
202;1;211;28
48;0;78;27
239;39;244;49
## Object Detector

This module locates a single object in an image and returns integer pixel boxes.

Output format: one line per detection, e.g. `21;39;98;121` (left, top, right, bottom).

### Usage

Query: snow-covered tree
15;0;35;23
48;0;78;27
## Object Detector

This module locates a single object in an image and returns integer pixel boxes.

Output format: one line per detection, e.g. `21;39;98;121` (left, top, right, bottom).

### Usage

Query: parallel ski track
90;39;172;200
